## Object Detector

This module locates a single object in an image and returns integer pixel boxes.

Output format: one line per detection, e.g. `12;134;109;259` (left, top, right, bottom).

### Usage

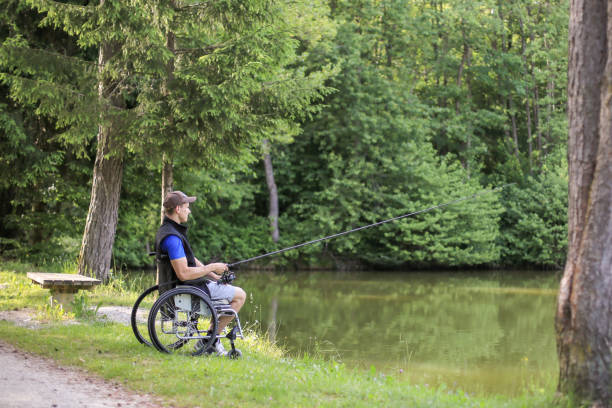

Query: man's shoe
203;339;227;356
212;339;228;356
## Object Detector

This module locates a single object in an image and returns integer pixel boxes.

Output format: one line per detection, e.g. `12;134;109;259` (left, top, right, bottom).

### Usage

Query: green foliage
36;298;72;321
498;149;568;268
266;12;503;268
0;270;44;310
174;163;276;263
0;96;91;263
0;1;94;263
112;157;160;269
129;0;335;170
70;291;100;321
0;0;570;270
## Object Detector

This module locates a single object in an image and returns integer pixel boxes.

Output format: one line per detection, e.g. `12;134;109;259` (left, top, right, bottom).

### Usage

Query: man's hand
206;263;228;280
209;262;228;273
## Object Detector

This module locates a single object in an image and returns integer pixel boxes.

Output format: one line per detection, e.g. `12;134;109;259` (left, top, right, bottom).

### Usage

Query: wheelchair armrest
149;251;169;260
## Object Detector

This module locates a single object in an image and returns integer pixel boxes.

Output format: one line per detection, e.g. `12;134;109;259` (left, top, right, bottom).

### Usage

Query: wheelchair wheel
131;285;158;347
148;286;218;356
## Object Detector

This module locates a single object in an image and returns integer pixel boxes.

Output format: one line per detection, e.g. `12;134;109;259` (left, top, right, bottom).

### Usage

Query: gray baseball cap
163;191;196;209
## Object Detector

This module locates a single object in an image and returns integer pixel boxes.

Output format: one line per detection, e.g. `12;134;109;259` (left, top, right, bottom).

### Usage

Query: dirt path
0;310;167;408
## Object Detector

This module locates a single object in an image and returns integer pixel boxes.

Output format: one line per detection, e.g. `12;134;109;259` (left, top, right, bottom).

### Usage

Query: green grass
0;263;566;407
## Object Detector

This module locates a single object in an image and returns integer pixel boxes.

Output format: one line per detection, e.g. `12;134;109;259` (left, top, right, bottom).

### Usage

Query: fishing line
228;183;514;267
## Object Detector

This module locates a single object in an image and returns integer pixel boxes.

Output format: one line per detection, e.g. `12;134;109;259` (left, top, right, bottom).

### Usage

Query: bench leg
49;290;76;312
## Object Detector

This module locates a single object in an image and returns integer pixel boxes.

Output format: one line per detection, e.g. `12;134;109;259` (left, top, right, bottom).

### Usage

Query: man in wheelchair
154;190;246;356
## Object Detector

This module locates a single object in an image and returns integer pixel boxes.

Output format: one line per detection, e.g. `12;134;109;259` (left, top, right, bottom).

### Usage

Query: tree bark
508;99;520;162
547;52;555;144
161;154;173;224
498;2;520;165
530;22;542;162
157;22;177;285
533;65;542;158
78;36;125;281
525;97;533;173
519;17;533;174
556;1;612;405
160;22;176;225
267;297;278;342
262;139;279;243
456;29;472;178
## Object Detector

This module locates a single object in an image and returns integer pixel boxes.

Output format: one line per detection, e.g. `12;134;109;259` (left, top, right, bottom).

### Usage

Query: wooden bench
27;273;101;311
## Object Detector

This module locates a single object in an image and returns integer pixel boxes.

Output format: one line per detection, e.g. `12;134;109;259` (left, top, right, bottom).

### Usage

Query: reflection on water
239;270;559;396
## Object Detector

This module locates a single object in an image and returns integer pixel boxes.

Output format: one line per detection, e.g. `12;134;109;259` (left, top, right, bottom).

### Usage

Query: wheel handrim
148;287;218;356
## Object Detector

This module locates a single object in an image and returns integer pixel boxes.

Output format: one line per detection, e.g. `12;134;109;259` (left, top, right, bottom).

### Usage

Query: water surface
239;270;559;396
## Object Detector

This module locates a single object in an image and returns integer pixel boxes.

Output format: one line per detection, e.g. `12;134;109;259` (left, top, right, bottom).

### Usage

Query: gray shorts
206;281;236;302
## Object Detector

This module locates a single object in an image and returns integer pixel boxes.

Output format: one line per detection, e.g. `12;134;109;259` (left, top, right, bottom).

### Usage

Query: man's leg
217;287;246;334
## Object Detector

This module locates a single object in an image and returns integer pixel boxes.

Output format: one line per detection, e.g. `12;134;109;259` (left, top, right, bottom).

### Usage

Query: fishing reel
219;270;236;284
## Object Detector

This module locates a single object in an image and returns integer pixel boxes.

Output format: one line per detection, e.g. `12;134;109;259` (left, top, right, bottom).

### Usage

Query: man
154;190;246;356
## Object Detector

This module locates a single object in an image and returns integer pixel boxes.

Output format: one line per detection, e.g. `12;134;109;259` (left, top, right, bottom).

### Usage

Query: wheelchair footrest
226;326;239;352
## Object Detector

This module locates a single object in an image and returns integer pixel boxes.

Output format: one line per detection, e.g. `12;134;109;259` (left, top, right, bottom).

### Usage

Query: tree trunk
161;154;173;224
456;30;472;178
533;67;542;159
498;2;520;165
157;24;177;285
508;99;520;162
78;39;125;281
262;139;279;243
546;53;555;144
530;27;542;164
556;1;612;405
519;17;533;174
267;297;278;343
159;22;177;226
157;155;173;285
525;97;533;173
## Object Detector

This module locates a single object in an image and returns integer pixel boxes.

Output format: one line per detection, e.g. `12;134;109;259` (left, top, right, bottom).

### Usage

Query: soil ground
0;309;167;408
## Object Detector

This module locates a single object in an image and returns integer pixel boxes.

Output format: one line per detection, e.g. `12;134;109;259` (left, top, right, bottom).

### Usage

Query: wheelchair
130;270;244;358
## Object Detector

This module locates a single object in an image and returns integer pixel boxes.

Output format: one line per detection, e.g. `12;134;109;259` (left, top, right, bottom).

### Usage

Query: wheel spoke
149;287;218;355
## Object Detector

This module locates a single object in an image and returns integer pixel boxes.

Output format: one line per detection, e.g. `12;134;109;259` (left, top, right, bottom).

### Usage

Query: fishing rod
228;183;514;268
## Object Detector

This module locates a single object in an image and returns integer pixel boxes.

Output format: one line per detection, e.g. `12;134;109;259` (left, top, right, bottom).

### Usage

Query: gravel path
0;310;167;408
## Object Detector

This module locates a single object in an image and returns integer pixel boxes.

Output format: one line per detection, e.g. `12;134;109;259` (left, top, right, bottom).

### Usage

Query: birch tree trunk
262;139;279;243
556;1;612;405
78;38;125;281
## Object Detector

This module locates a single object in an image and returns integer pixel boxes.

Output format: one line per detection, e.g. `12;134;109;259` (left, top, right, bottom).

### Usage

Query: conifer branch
174;43;227;55
175;2;211;12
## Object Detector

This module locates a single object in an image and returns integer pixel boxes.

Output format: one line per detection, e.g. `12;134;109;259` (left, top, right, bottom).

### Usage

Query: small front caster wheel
228;349;242;359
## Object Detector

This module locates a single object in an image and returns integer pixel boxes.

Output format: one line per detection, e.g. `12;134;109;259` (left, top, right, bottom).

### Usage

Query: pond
238;270;559;396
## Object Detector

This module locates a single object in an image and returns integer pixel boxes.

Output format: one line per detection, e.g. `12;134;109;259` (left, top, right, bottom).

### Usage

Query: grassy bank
0;262;564;407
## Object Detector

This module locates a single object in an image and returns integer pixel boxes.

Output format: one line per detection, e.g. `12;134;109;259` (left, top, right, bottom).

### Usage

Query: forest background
0;0;569;273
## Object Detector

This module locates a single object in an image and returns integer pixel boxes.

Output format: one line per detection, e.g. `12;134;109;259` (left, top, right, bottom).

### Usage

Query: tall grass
90;269;156;307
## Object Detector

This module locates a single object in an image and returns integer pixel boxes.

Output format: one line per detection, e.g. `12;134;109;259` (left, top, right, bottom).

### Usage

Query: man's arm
170;257;227;282
195;257;225;281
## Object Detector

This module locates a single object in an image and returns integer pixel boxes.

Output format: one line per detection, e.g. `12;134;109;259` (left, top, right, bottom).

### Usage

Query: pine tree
2;0;333;278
